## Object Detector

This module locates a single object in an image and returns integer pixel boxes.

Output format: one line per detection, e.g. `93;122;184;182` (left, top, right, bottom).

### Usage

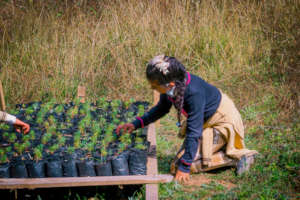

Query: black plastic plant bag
46;160;63;177
77;160;96;177
26;160;45;178
128;149;147;175
10;161;28;178
112;151;129;176
62;154;78;177
95;160;112;176
0;163;10;178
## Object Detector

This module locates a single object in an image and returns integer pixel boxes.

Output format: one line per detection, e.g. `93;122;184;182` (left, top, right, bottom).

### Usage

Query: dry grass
0;1;299;199
0;0;298;118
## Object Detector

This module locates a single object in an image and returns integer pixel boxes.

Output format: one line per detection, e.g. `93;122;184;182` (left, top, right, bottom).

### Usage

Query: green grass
154;97;300;200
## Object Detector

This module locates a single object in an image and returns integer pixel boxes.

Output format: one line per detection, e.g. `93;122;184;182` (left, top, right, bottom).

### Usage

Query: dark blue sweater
132;72;221;173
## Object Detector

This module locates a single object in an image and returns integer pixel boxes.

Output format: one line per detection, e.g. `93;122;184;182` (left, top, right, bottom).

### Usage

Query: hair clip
149;55;170;75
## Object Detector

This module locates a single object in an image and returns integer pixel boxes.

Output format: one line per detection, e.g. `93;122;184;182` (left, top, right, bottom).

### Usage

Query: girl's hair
146;55;187;126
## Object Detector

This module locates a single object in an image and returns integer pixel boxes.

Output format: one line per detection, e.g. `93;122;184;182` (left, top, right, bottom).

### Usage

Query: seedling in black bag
29;130;36;140
8;133;17;143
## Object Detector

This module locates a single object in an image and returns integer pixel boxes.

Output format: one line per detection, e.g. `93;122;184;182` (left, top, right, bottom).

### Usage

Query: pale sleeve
0;111;16;124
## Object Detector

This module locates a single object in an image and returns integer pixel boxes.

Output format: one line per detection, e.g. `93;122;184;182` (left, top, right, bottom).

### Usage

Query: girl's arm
178;91;205;173
0;111;30;134
131;94;172;129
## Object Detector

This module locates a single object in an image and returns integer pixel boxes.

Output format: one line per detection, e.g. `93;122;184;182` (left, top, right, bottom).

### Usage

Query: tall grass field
0;0;299;199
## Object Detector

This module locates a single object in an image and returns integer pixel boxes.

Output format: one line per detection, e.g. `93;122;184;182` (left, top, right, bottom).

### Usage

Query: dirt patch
182;174;236;192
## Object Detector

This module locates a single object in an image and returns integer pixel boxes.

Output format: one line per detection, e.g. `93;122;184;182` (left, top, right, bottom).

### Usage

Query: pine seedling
14;143;25;155
22;134;31;142
97;97;106;107
135;137;144;144
0;149;5;156
34;147;43;161
8;133;17;143
0;124;10;131
2;132;9;139
67;146;75;155
55;104;64;113
41;133;52;145
101;147;108;157
91;135;98;145
58;136;66;146
112;118;120;125
120;133;131;147
102;101;109;110
87;142;94;153
91;123;101;135
5;146;12;153
138;105;145;116
9;109;18;115
83;113;92;127
32;102;40;111
99;117;106;127
49;144;59;154
36;114;44;124
135;143;146;150
48;115;56;125
29;130;36;140
43;121;50;129
74;131;81;148
0;154;7;164
25;107;34;115
24;141;31;150
48;126;56;136
124;100;130;109
119;143;126;152
25;115;32;121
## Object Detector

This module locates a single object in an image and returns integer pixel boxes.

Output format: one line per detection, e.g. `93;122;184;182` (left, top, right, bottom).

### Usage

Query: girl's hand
116;123;135;135
13;119;30;134
175;169;190;184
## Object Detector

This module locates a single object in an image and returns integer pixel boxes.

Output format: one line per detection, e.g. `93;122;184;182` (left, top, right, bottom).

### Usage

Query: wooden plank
146;90;160;200
77;86;86;103
146;184;159;200
147;124;157;175
0;80;6;111
0;174;173;189
146;123;159;200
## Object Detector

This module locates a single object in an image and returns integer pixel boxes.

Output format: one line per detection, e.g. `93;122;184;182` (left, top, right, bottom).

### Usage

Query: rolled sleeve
0;111;16;124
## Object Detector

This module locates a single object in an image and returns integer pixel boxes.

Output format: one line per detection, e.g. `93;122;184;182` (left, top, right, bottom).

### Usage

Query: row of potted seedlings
0;98;149;178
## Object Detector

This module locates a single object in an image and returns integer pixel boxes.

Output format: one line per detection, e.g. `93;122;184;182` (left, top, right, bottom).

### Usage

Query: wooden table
0;90;173;199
